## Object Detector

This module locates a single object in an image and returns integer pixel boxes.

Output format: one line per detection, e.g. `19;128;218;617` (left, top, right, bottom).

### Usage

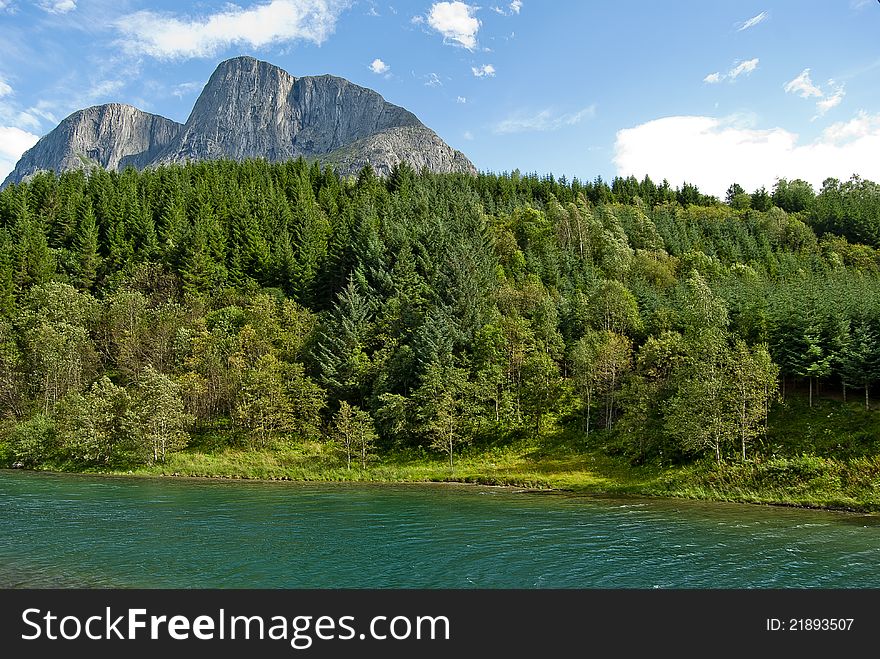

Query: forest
1;160;880;505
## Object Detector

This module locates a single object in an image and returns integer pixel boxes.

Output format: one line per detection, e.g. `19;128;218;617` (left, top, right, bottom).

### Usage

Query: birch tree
135;366;191;464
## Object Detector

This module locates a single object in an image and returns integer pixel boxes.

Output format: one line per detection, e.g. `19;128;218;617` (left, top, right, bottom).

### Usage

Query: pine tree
314;277;375;404
49;177;81;249
105;209;134;274
288;175;330;303
801;325;831;408
158;194;189;267
130;191;158;259
840;318;880;410
11;194;54;292
180;200;228;297
315;204;354;309
72;197;100;290
0;230;15;318
270;228;297;296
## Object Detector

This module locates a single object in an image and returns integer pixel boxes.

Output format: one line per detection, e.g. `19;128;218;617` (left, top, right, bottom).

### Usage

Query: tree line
1;160;879;470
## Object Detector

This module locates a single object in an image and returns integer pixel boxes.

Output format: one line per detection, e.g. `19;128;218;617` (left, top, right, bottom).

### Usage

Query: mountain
4;104;181;186
2;56;476;188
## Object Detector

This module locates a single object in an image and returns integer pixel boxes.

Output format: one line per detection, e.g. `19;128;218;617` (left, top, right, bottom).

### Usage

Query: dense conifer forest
1;160;880;504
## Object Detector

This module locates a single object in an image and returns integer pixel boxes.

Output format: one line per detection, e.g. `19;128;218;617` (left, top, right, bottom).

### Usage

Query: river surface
1;469;878;588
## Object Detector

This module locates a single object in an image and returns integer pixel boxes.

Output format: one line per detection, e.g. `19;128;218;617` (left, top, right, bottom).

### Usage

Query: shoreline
5;463;877;517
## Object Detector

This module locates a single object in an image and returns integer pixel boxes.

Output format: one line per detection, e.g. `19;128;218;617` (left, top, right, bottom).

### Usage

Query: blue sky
1;0;879;196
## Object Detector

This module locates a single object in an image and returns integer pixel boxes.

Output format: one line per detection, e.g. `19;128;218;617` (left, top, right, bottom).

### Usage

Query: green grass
13;393;880;513
118;435;674;492
764;395;880;459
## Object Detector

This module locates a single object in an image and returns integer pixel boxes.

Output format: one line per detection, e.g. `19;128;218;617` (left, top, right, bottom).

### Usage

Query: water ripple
1;471;879;588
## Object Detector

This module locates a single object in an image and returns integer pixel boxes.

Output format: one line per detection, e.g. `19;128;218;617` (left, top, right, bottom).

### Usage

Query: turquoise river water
1;469;878;588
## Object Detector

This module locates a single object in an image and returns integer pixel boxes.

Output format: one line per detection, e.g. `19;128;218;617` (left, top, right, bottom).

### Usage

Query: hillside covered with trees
2;161;880;508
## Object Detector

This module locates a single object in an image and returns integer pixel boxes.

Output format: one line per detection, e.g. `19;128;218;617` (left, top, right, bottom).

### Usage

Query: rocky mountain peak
2;56;475;188
2;104;181;187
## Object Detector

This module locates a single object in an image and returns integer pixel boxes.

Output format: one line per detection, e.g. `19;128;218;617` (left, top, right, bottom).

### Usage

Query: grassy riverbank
8;395;880;513
78;395;875;513
6;163;880;518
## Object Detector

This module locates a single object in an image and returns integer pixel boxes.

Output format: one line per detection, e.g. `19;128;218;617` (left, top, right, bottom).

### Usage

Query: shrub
4;415;57;466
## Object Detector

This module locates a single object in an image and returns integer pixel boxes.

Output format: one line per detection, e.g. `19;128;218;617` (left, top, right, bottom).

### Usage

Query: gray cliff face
2;104;181;187
326;126;477;177
154;56;299;164
288;74;422;156
3;56;475;188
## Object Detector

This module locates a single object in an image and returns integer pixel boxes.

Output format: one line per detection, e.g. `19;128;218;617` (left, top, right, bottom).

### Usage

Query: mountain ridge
2;56;476;188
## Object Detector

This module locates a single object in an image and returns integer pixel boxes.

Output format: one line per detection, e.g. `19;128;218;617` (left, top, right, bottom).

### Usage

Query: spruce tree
72;197;100;290
0;230;15;317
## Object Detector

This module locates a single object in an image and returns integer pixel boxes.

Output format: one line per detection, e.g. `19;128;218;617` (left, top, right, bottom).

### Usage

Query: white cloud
172;81;203;98
737;11;767;31
784;68;823;98
369;58;389;74
0;126;40;183
816;84;845;117
427;1;480;50
86;79;124;102
114;0;350;59
463;130;474;140
471;64;495;78
704;58;759;84
784;69;845;118
26;101;57;125
424;72;442;87
0;106;41;131
18;112;41;130
0;78;11;98
492;0;521;15
729;58;759;80
39;0;76;13
823;110;880;143
0;126;37;160
494;105;596;134
456;96;467;104
613;112;880;198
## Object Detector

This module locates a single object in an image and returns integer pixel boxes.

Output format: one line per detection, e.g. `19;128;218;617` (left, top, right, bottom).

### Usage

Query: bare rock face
3;104;181;187
288;74;423;155
325;126;477;177
153;56;299;164
2;56;475;188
